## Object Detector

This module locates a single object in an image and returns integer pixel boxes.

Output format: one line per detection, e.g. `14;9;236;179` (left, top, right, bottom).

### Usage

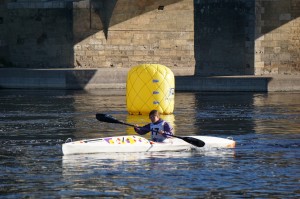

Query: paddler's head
149;110;160;123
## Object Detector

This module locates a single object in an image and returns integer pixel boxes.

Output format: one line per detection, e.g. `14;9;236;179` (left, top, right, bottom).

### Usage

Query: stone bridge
0;0;299;91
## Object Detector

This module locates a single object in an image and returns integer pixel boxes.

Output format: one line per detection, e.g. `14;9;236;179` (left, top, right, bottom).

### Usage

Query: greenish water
0;90;299;198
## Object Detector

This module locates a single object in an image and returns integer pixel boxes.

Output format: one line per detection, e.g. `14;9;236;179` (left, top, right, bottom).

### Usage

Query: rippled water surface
0;90;299;198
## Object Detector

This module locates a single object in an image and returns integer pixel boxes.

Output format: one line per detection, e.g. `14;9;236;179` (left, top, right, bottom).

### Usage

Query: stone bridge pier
0;0;299;91
194;0;300;76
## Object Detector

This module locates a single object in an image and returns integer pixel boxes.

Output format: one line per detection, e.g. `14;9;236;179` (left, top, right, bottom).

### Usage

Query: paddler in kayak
134;110;174;142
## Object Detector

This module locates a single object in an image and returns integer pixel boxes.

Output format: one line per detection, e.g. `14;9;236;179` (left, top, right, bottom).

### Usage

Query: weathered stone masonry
255;0;300;75
0;1;74;68
194;0;255;75
73;0;195;69
0;0;299;76
0;0;195;69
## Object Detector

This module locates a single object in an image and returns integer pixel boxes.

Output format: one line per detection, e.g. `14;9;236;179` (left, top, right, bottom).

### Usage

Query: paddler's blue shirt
134;119;173;142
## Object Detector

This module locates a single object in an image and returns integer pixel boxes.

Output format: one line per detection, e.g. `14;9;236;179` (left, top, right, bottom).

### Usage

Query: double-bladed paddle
96;113;205;147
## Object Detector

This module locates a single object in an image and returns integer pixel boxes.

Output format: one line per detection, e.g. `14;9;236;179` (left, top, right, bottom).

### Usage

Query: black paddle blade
181;137;205;147
96;113;135;127
96;113;120;124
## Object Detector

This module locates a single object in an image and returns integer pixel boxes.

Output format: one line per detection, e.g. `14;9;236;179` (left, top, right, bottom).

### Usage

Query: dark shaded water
0;89;299;198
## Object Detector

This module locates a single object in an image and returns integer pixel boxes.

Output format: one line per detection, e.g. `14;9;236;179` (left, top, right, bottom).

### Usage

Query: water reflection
192;92;256;135
0;89;76;142
62;149;235;166
62;150;236;197
0;90;299;198
253;92;300;134
1;90;299;144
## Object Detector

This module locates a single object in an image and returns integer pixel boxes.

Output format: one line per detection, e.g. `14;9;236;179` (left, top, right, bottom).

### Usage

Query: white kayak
62;135;236;155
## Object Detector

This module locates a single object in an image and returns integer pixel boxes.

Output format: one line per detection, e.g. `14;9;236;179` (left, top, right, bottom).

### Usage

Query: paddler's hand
158;130;164;135
134;124;140;131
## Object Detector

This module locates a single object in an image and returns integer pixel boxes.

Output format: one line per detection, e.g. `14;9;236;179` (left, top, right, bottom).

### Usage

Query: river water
0;89;299;198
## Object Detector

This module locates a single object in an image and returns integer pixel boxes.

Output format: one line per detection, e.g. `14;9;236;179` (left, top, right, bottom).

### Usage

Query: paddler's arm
134;124;151;135
161;122;173;137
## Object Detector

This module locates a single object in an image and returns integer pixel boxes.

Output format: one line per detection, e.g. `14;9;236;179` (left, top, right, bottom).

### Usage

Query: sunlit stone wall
0;0;299;76
255;0;300;75
73;0;195;68
0;0;194;69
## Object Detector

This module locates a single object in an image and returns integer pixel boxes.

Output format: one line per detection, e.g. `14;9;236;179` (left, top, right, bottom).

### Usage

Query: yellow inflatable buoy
126;64;175;115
